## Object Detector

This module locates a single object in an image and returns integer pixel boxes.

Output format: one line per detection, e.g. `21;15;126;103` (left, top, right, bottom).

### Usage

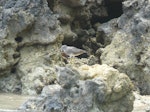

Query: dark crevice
63;1;123;49
91;0;123;24
16;47;21;52
47;0;55;11
62;35;86;49
60;0;123;59
105;0;123;19
15;36;23;43
136;55;141;63
11;67;16;74
13;52;20;59
96;31;105;45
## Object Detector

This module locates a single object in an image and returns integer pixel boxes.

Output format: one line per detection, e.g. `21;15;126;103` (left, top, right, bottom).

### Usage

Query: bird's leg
72;56;75;64
69;55;75;64
68;56;72;64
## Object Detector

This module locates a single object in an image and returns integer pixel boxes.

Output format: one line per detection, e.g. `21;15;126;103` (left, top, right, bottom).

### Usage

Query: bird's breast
61;52;69;58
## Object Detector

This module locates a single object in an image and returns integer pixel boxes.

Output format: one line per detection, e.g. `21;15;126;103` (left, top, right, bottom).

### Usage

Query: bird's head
60;45;67;52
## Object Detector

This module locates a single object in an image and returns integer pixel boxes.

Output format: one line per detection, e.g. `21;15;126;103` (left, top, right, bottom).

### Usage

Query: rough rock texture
61;0;87;7
96;18;118;47
0;74;21;93
133;92;150;112
17;44;62;95
0;0;108;95
20;64;134;112
0;0;63;94
51;0;108;46
0;0;150;111
101;0;150;94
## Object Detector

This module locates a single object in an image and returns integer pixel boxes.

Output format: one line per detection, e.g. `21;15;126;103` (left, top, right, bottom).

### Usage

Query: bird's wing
67;46;86;54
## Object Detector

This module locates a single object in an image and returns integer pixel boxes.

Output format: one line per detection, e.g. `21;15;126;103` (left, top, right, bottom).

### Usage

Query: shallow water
0;93;34;110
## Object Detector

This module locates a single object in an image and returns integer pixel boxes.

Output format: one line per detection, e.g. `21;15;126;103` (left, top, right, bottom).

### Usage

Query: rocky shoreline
0;92;150;112
0;0;150;111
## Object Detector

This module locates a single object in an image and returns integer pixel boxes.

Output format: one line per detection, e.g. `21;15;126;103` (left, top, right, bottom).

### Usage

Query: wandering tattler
60;45;86;58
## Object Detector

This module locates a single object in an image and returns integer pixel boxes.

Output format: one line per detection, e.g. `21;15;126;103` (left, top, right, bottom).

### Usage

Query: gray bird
60;45;86;58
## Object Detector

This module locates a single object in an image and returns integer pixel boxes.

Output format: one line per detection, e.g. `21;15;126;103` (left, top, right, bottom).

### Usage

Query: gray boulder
0;0;62;94
20;64;134;112
101;0;150;94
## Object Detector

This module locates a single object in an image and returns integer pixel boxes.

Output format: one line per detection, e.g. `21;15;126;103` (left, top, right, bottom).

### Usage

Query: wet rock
101;0;150;94
20;64;134;112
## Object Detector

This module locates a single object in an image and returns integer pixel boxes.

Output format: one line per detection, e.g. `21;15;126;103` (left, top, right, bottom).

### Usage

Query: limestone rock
0;74;21;93
101;0;150;94
78;64;134;102
19;66;56;95
96;18;118;46
133;92;150;112
55;66;80;88
17;44;62;95
53;0;108;45
1;0;61;57
20;64;134;112
0;39;18;76
0;0;62;94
